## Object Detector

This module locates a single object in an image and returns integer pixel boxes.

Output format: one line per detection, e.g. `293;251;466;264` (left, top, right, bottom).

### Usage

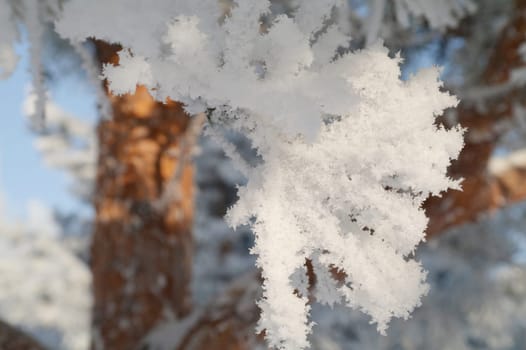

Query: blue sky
0;40;96;219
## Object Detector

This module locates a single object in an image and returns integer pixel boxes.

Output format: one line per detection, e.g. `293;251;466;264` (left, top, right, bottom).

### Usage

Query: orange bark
91;42;194;350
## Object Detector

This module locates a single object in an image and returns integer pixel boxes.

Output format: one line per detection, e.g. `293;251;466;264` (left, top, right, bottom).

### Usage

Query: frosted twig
155;113;206;211
203;124;252;178
71;41;113;120
24;0;46;129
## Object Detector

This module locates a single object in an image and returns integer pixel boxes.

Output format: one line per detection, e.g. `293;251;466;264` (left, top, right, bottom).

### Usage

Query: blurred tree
90;41;196;350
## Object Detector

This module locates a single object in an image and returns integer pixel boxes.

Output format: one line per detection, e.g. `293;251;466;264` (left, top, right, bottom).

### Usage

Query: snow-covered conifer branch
55;1;464;348
24;94;97;201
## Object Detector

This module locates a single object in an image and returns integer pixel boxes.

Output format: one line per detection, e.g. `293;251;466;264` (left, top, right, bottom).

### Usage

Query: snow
224;51;462;347
310;202;526;350
192;133;254;304
393;0;476;30
0;200;91;350
150;176;526;350
352;0;476;46
489;148;526;175
24;93;97;201
56;1;464;348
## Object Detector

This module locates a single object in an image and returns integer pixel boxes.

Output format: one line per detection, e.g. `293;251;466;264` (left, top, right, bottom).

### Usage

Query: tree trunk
141;272;263;350
91;41;194;350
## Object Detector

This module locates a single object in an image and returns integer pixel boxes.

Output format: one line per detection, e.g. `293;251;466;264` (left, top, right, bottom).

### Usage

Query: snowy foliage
0;0;63;121
360;0;476;45
310;202;526;350
0;199;91;350
0;1;101;201
222;50;462;348
24;94;97;201
56;1;464;348
391;0;476;29
192;133;255;304
156;201;526;350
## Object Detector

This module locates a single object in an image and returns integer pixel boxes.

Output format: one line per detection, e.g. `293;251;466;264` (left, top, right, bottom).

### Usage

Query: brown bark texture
425;0;526;236
91;41;194;350
141;272;264;350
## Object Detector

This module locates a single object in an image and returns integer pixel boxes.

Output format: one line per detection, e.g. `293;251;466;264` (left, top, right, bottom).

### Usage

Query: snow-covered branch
54;1;464;348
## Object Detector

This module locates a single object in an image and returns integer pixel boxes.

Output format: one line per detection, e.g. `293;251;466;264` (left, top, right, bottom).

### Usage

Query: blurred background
2;0;526;349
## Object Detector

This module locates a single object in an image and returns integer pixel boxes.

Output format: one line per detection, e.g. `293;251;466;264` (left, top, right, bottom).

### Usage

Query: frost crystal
56;1;464;348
